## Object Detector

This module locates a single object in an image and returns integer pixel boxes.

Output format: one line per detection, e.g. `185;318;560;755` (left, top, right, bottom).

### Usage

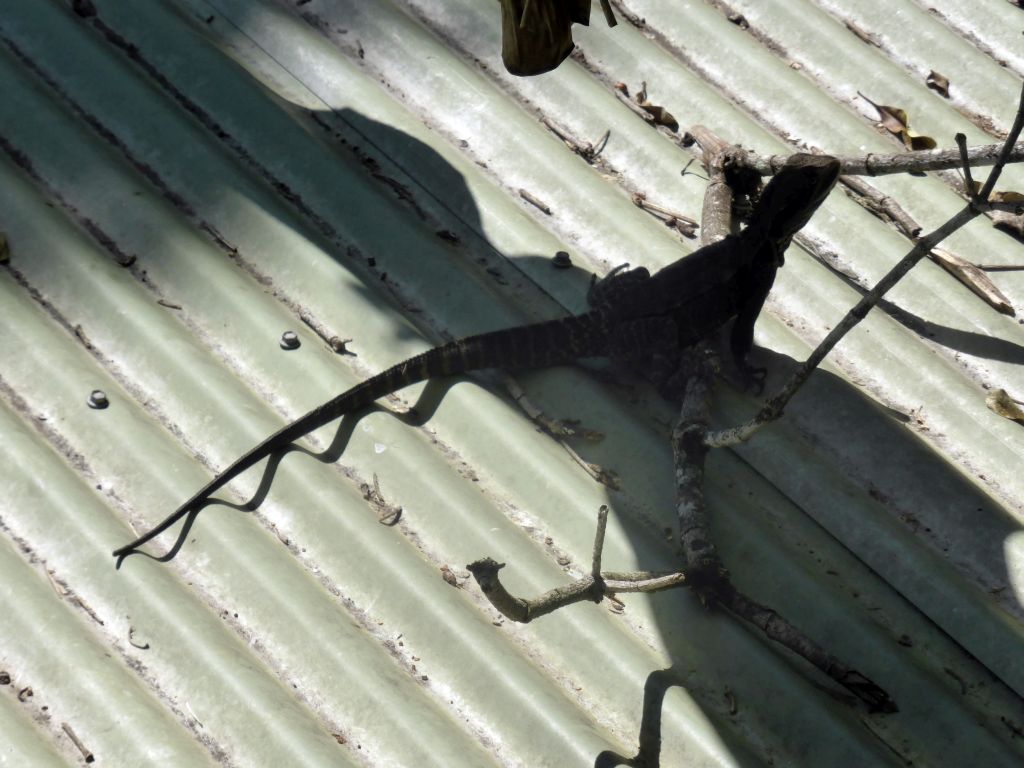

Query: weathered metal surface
0;1;1022;765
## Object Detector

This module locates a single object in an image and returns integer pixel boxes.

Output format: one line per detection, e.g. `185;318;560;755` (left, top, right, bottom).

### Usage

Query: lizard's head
751;154;841;254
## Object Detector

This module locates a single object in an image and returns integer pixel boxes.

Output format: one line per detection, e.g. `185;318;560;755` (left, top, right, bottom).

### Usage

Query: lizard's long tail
113;312;607;562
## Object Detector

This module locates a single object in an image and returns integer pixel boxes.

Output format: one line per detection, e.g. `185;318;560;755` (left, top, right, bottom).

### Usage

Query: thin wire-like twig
955;132;976;194
591;505;608;579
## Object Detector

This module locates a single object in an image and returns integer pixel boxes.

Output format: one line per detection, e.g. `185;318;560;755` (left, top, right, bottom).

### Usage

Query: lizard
113;153;839;565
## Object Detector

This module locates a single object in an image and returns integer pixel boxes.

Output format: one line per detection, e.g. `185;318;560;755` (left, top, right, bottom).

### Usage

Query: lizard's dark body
113;154;839;562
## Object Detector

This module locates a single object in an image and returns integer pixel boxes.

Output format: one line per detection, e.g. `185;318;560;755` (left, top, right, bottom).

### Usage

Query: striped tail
114;313;607;562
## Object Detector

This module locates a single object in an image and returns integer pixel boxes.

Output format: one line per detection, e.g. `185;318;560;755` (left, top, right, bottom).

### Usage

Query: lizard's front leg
729;290;770;393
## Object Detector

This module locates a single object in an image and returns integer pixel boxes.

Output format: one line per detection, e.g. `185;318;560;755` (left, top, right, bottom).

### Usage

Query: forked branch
711;83;1024;446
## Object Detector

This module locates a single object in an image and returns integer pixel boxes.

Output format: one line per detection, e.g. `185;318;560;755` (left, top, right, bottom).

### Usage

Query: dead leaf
634;81;678;131
727;13;748;29
859;92;907;132
641;104;679;130
986;389;1024;424
931;248;1015;316
0;232;8;263
991;190;1024;204
926;70;950;98
845;21;880;47
904;129;937;151
858;92;936;150
498;0;591;76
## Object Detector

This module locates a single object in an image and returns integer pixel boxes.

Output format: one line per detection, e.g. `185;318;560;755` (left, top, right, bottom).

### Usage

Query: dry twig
745;141;1024;177
467;507;686;623
713;85;1024;446
471;86;1024;707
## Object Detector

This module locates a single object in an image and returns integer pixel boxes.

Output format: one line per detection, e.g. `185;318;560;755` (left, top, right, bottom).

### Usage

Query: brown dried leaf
931;248;1015;316
633;82;678;130
926;70;950;98
499;0;590;75
904;130;937;150
858;92;936;149
639;104;679;130
992;190;1024;204
727;13;748;29
859;92;909;133
986;389;1024;424
845;21;880;47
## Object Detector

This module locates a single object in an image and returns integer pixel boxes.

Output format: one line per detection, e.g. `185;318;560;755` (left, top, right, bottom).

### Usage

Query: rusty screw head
280;331;300;350
88;390;109;409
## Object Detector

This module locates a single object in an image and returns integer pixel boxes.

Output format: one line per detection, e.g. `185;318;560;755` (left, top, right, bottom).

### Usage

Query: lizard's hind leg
587;263;651;309
607;316;687;392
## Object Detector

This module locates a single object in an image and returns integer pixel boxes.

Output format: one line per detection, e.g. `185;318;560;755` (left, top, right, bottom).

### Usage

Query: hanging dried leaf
858;92;936;150
498;0;591;76
0;232;8;264
926;70;950;98
930;248;1015;316
986;389;1024;425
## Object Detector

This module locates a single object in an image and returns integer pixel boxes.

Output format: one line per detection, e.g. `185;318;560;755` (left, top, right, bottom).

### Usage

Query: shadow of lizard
112;154;841;567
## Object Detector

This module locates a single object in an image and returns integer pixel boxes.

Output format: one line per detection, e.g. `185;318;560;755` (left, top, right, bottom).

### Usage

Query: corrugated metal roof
1;0;1023;765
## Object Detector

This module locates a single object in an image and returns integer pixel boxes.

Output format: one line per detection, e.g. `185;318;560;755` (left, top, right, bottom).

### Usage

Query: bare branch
592;505;609;578
466;556;686;623
840;174;921;238
599;0;618;28
979;85;1024;200
711;205;979;447
711;83;1024;446
746;141;1024;177
713;582;897;713
838;173;1015;314
955;132;977;195
670;143;739;579
672;357;723;580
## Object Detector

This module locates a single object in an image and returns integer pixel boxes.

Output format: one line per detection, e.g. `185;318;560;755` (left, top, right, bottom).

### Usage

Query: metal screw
280;331;300;350
88;390;109;409
552;251;572;269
